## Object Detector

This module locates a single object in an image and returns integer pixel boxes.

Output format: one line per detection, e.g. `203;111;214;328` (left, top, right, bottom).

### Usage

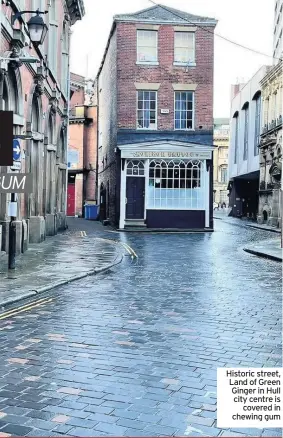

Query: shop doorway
126;177;145;219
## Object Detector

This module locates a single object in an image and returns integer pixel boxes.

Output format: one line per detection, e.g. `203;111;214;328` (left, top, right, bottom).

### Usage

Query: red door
67;183;76;216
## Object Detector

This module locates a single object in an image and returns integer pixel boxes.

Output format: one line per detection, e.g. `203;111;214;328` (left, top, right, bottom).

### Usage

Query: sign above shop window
123;151;212;159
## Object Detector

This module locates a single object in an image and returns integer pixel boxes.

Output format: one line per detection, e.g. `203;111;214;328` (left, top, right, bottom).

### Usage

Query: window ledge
174;129;195;132
136;61;159;66
173;62;196;67
137;128;157;131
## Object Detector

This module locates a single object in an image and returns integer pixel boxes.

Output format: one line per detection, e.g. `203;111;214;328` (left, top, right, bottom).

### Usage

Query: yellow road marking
120;242;138;258
0;298;53;320
0;297;52;318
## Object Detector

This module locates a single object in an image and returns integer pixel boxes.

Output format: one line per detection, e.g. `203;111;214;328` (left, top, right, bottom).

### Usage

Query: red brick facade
68;74;97;216
116;23;214;131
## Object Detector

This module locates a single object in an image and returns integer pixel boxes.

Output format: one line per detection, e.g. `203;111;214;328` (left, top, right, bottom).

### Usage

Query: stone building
67;73;97;217
97;5;217;230
0;0;84;253
213;118;229;205
257;0;283;227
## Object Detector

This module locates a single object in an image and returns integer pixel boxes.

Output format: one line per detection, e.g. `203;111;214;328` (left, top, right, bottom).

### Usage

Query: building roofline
66;0;85;25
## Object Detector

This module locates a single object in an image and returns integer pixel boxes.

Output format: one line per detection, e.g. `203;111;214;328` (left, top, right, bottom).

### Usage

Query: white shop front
118;141;214;230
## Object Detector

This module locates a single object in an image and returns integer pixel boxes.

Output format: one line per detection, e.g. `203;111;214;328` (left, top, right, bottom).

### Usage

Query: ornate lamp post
12;9;48;46
4;9;48;269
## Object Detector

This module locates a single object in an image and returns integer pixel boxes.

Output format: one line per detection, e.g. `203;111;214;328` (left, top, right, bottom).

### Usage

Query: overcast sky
70;0;274;118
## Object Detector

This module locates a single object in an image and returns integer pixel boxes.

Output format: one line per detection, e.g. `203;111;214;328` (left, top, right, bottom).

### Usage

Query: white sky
70;0;274;118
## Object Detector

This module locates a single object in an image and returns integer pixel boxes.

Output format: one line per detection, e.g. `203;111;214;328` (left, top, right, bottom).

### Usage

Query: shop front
118;141;214;230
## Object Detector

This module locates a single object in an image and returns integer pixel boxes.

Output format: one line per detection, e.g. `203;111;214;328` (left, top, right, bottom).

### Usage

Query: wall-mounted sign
68;149;79;169
129;151;212;159
0;173;33;193
161;109;169;114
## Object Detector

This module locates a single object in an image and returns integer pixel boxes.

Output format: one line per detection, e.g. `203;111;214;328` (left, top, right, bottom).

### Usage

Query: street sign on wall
10;139;21;171
0;111;13;166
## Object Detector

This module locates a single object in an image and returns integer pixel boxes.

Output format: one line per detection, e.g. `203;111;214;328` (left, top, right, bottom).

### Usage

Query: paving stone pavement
0;219;281;437
0;228;122;307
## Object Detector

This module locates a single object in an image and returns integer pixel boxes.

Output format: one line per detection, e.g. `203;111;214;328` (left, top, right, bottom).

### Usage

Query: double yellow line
120;242;138;258
0;298;53;320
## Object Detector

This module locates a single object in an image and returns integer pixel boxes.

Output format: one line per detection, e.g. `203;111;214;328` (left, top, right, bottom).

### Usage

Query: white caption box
217;368;283;428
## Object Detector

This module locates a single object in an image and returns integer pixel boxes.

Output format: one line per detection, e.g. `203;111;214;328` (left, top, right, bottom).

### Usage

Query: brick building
97;5;217;230
0;0;84;253
67;73;97;217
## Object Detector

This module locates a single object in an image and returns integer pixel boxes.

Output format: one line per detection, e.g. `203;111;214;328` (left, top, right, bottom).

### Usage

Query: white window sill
137;127;157;130
136;61;159;66
174;128;195;132
173;62;196;67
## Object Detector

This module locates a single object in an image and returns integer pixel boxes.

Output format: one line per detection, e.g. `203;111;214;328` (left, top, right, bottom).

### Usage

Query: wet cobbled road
0;220;281;437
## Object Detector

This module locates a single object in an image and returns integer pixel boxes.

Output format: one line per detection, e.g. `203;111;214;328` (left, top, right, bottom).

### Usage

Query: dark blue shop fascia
117;129;213;146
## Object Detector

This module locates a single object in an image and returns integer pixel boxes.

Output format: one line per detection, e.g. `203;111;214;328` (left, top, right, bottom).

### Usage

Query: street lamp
11;9;48;46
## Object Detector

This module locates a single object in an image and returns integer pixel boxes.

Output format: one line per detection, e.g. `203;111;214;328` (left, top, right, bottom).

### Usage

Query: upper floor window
243;103;249;161
254;93;261;156
174;91;194;130
174;32;195;65
220;166;228;183
137;30;158;63
233;112;239;164
137;91;157;130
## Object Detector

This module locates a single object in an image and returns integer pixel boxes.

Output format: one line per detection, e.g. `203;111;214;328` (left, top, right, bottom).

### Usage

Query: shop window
148;159;205;209
126;160;145;176
137;91;157;129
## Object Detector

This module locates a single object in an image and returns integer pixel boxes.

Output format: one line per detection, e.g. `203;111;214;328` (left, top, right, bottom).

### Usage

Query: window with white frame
126;160;145;176
234;113;239;164
137;91;157;129
174;32;195;64
254;94;261;156
175;91;194;130
220;166;227;183
148;160;205;209
137;30;158;63
243;104;249;160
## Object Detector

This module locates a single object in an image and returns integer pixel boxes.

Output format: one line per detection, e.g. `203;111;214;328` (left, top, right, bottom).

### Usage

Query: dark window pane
175;92;181;101
138;101;143;109
186;101;192;110
138;91;143;100
150;111;155;121
187;119;193;129
150;92;156;100
181;92;187;101
150;100;155;109
144;91;150;100
175;119;180;129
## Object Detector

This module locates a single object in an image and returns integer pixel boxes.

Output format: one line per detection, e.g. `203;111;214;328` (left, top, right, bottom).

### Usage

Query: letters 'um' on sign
0;111;13;166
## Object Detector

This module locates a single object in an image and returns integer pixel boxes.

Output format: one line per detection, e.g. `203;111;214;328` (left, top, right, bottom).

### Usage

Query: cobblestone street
0;220;281;437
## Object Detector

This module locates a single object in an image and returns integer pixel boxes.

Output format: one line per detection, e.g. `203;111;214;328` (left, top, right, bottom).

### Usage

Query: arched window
31;96;40;132
2;77;8;110
253;91;261;156
7;67;19;114
233;111;239;164
148;159;205;209
242;102;249;161
48;114;54;144
126;160;145;176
